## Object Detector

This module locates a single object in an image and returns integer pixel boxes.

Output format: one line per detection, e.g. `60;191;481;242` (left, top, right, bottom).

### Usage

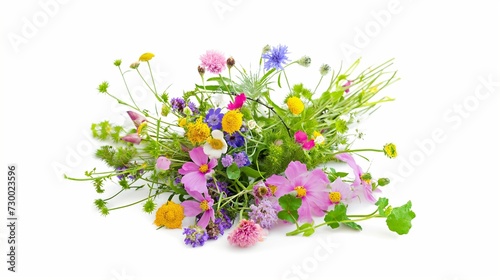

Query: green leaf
241;166;264;179
375;197;390;216
324;203;362;231
226;163;241;180
278;194;302;211
278;209;298;224
277;72;282;88
386;201;416;235
195;84;221;91
299;223;315;237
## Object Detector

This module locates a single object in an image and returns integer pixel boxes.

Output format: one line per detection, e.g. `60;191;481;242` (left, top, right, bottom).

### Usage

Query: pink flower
342;80;353;93
228;93;246;110
328;177;354;206
200;50;226;74
181;189;215;228
126;111;146;127
156;156;171;170
179;147;217;194
227;219;265;248
266;161;330;223
335;153;376;203
121;133;141;144
294;131;315;150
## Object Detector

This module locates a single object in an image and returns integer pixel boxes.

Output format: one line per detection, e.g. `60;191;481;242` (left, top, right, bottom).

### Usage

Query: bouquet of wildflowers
66;45;415;248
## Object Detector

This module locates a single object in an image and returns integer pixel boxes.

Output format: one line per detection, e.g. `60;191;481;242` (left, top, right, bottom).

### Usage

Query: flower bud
226;56;235;68
130;61;140;69
297;56;311;67
319;64;331;76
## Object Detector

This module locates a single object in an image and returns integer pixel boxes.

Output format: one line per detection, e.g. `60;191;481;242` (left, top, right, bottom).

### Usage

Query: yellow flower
154;201;184;229
186;117;210;144
286;96;304;115
383;143;397;158
222;110;243;134
313;131;325;145
139;52;155;62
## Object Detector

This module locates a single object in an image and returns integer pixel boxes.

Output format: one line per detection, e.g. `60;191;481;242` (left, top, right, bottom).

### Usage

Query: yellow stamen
209;137;223;150
199;200;209;211
137;122;147;134
199;164;209;173
268;185;277;195
294;186;307;198
329;192;341;203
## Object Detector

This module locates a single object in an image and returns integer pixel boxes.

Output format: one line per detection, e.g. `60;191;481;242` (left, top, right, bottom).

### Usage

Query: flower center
199;200;209;211
258;186;268;197
268;185;277;195
209;137;223;150
294;186;307;198
199;164;209;173
329;192;341;203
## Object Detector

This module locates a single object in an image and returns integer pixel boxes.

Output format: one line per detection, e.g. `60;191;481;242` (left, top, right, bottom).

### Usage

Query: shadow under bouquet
66;45;415;248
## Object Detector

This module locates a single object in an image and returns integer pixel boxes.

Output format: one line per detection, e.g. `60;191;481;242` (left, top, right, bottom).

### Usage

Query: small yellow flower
313;131;325;145
222;110;243;134
186;117;210;144
139;52;155;62
286;96;304;115
154;201;184;229
383;143;397;158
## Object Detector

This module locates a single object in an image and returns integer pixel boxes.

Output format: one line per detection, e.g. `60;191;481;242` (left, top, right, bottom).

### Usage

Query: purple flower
188;101;200;115
262;44;290;71
249;198;280;229
233;152;250;167
221;154;234;168
207;179;231;202
205;108;224;130
116;166;127;180
252;181;272;203
225;131;245;148
170;97;186;113
266;161;330;223
205;209;233;240
183;225;209;247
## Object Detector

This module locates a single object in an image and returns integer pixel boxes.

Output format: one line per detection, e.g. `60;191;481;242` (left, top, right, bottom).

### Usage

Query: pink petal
189;147;208;167
294;131;307;144
181;200;203;216
303;169;329;188
298;199;313;223
121;134;141;144
307;192;330;215
302;140;315;150
284;161;308;182
335;153;363;186
155;156;171;170
179;162;199;175
181;172;208;194
197;209;214;228
266;175;292;197
127;111;147;127
207;157;218;170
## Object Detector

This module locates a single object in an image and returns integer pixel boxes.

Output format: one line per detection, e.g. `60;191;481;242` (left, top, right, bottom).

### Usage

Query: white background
1;0;499;279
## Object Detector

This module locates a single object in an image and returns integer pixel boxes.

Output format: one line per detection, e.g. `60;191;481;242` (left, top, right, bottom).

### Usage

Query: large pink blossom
179;147;217;194
227;219;265;248
265;161;330;223
181;188;215;229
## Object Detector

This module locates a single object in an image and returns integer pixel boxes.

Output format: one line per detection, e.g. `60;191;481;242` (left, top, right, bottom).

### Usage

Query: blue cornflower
262;44;290;71
182;225;209;247
170;97;185;113
225;131;245;148
233;151;250;167
205;108;223;130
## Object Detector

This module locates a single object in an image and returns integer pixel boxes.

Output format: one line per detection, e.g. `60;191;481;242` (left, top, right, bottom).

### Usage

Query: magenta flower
179;147;217;194
181;189;215;228
227;219;265;248
121;133;141;144
342;80;353;93
294;131;315;150
127;111;147;127
156;156;171;170
228;93;246;110
200;50;226;74
265;161;330;223
335;153;376;203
